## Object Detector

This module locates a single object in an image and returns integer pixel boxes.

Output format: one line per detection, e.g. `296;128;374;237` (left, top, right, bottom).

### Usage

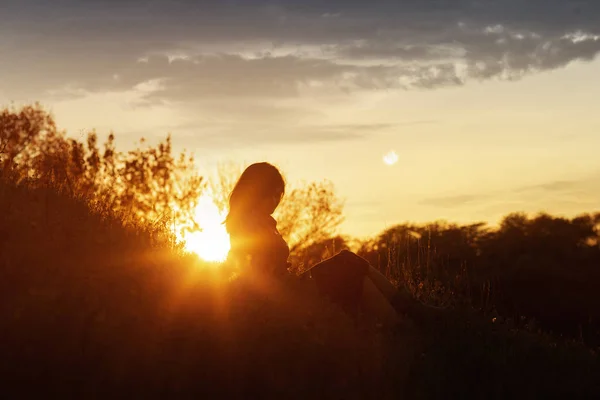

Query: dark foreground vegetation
358;211;600;346
2;177;599;399
1;104;599;398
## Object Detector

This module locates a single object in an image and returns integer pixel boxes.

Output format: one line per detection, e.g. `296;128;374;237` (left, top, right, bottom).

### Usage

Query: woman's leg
304;250;444;326
365;264;424;316
360;276;401;327
304;250;401;325
302;250;366;316
365;265;400;304
331;251;410;313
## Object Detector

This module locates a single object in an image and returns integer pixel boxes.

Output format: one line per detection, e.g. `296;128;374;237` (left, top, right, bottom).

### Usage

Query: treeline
300;214;600;346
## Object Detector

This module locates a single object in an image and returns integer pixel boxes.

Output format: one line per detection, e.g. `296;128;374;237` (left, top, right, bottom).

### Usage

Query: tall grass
374;231;600;398
0;176;415;398
1;176;599;398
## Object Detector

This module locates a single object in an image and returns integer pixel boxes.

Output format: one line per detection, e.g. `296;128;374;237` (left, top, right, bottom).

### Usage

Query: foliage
0;177;396;398
2;102;600;397
208;160;245;212
405;307;600;399
2;169;599;399
0;104;203;230
1;104;344;249
357;213;600;346
1;103;57;176
115;136;203;232
275;180;344;254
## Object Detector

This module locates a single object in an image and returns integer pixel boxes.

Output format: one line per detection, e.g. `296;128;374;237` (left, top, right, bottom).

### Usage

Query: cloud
420;172;600;210
2;0;600;102
514;180;578;193
513;174;600;203
2;0;600;148
150;121;399;149
420;194;486;208
413;170;600;226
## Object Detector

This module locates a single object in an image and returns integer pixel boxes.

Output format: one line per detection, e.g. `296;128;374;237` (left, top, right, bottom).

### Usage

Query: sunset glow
3;1;600;238
179;194;230;262
3;1;600;395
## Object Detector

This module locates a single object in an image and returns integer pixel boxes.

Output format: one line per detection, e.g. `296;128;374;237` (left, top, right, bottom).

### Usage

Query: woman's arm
241;216;290;276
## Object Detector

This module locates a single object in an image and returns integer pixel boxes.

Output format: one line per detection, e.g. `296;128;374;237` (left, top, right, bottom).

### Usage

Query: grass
406;308;599;398
1;177;598;398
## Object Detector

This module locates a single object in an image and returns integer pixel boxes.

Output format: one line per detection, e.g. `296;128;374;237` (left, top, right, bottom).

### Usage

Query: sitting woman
225;162;434;328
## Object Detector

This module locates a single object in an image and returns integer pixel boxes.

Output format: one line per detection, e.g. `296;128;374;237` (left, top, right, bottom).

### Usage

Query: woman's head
225;162;285;233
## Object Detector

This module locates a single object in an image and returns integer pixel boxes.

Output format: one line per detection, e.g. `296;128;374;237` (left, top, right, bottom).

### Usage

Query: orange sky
1;1;599;237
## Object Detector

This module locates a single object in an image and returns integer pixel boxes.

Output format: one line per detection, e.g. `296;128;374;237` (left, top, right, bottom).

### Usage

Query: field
1;177;598;399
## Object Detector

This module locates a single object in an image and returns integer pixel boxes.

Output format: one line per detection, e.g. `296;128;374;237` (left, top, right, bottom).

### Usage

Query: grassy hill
1;177;598;399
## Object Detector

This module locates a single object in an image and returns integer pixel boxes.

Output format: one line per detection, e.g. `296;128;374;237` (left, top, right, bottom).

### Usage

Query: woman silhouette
225;162;432;327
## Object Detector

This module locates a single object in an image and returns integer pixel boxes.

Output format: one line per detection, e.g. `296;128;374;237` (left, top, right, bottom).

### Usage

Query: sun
178;194;230;262
383;150;399;166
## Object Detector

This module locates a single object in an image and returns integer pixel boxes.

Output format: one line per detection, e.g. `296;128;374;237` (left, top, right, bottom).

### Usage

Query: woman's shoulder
234;213;277;235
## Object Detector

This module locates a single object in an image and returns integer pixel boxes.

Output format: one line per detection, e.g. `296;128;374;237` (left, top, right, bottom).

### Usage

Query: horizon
2;0;600;237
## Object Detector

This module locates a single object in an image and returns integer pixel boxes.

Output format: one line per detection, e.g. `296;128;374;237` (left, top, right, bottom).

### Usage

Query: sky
1;0;600;238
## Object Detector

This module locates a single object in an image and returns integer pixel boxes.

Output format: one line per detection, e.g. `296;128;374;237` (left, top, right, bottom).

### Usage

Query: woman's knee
338;249;353;257
326;249;352;264
336;249;368;264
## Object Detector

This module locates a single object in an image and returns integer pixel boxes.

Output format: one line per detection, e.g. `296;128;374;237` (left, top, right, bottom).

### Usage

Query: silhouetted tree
115;135;203;230
0;104;203;230
275;180;345;254
356;213;600;344
1;103;55;168
209;160;244;212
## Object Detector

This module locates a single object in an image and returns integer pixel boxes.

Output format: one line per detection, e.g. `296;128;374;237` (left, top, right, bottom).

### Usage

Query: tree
0;103;51;162
275;180;345;254
0;104;203;231
115;135;203;230
208;161;244;213
1;103;57;177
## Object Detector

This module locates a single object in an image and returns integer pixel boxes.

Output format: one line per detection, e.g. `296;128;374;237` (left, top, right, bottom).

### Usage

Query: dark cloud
1;0;599;100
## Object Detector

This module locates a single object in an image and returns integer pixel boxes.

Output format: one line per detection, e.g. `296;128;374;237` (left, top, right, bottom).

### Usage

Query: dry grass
1;177;598;399
0;177;418;398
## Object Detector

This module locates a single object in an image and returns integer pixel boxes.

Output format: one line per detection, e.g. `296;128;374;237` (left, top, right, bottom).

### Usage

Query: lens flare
383;150;399;166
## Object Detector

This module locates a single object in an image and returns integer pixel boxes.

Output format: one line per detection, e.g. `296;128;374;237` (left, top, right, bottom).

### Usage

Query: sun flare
178;194;230;262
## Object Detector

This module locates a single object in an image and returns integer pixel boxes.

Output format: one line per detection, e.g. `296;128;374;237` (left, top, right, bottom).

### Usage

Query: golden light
178;194;230;262
383;150;399;166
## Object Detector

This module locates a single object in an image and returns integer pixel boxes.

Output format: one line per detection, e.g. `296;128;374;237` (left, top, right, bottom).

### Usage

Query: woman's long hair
225;162;285;235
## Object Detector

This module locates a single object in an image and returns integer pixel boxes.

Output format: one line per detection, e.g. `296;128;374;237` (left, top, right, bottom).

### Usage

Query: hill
1;177;599;398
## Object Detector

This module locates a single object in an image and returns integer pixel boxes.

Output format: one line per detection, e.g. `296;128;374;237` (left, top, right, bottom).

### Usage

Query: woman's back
227;213;290;276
